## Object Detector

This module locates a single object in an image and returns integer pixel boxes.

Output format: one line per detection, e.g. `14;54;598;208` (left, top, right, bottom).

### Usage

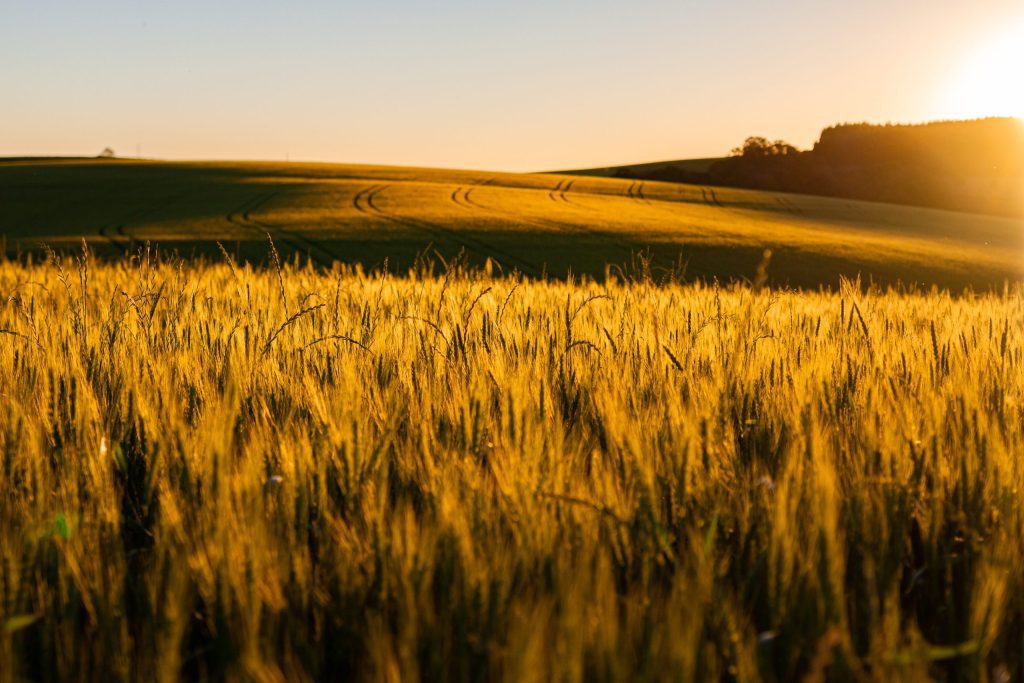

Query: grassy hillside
578;118;1024;219
1;257;1022;680
557;157;723;178
1;158;1021;289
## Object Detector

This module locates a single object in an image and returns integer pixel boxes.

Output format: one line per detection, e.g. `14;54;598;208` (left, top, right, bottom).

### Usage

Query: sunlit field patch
2;159;1021;291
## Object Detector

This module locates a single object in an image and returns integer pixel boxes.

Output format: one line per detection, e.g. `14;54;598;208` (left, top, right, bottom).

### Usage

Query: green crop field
1;158;1021;289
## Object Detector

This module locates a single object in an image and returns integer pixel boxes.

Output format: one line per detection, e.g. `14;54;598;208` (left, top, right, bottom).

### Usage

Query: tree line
613;118;1024;217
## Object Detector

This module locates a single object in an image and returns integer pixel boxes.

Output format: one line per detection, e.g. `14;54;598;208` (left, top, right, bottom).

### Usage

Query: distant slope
564;118;1024;218
558;157;723;179
1;158;1021;289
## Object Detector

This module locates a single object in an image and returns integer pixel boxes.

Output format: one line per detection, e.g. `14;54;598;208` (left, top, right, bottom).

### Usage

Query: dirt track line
633;182;810;230
462;187;486;209
465;177;497;209
545;177;597;212
559;179;588;209
697;187;724;208
353;184;388;215
636;182;651;205
226;192;274;229
623;180;741;230
451;178;494;211
547;179;566;204
359;184;541;276
464;184;642;254
228;191;341;267
625;180;653;206
450;187;476;210
451;187;485;210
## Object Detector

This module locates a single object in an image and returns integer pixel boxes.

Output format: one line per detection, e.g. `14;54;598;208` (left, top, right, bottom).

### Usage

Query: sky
1;0;1022;171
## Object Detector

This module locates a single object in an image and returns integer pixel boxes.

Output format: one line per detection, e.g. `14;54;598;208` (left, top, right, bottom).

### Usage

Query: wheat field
1;246;1022;681
3;160;1021;290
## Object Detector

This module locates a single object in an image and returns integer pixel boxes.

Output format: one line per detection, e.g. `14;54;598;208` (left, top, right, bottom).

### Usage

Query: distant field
1;158;1021;289
557;156;724;178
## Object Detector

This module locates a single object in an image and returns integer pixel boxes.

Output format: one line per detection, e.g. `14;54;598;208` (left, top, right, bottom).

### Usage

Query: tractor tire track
462;187;487;209
451;187;468;209
697;187;724;208
228;191;341;267
450;177;494;211
451;187;487;210
450;187;477;210
547;179;566;204
626;181;639;202
464;182;642;254
365;185;542;274
548;178;571;204
355;183;542;276
626;180;738;228
625;180;653;206
547;178;593;210
629;179;812;231
635;181;655;206
352;184;387;216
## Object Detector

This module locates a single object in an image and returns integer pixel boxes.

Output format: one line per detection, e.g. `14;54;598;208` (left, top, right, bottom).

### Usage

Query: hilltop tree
731;137;799;158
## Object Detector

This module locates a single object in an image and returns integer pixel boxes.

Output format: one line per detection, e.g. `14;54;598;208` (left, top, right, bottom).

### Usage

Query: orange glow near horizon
2;2;1024;170
936;17;1024;121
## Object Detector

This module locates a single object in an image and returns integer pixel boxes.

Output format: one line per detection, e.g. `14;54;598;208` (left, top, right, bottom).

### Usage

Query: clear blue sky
1;0;1021;170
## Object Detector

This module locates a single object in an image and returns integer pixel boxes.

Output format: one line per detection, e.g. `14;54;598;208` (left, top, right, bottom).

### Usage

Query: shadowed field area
2;158;1021;289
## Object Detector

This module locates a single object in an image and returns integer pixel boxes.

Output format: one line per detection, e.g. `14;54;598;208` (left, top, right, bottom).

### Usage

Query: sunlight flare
938;19;1024;120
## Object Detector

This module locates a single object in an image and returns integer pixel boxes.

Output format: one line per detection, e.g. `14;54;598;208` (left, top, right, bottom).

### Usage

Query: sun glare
937;20;1024;121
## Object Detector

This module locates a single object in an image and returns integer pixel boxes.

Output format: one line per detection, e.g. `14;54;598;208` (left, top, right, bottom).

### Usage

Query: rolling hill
1;158;1021;289
570;118;1024;219
558;157;723;180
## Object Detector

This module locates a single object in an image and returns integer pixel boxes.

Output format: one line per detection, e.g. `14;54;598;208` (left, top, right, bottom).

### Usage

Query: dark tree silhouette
731;137;799;158
615;119;1023;217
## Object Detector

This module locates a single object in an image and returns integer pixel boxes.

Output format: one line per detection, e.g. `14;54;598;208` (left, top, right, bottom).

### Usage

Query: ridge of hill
1;158;1021;289
564;118;1024;218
